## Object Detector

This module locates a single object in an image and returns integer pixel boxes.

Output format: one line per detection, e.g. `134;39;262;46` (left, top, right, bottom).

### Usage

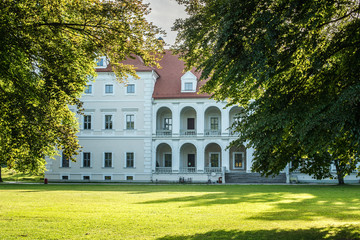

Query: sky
144;0;188;46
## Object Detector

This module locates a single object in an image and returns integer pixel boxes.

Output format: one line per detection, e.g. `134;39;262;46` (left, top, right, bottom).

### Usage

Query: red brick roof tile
152;50;210;99
96;50;210;99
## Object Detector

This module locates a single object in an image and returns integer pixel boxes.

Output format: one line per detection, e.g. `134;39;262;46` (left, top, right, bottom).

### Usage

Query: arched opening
155;143;172;173
229;106;244;135
204;106;221;136
229;145;247;171
204;143;222;173
180;106;197;136
156;107;172;136
180;143;197;173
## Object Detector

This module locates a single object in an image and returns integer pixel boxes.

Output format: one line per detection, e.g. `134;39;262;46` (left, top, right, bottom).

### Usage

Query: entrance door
187;154;195;167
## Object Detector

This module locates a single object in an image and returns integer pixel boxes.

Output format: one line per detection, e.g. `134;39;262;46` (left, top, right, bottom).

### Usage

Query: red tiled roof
96;50;210;99
152;50;210;99
96;55;154;72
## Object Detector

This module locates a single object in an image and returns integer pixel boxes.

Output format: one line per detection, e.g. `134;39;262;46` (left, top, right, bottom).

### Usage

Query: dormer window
181;71;197;92
184;82;193;91
95;56;107;68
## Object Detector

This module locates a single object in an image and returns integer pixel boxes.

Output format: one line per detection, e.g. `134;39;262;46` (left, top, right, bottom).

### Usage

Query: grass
0;168;43;182
0;184;359;239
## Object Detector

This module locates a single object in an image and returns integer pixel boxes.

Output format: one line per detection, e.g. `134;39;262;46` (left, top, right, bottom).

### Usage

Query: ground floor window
62;153;69;168
83;176;90;180
210;153;220;167
126;152;134;168
104;176;111;180
83;152;91;167
234;152;244;169
164;153;172;167
104;152;112;168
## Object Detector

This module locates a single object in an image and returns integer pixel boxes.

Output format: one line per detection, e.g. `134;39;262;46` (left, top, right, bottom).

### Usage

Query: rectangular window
127;84;135;93
62;153;69;168
234;152;244;169
105;115;113;129
83;152;91;168
84;115;91;130
105;84;113;94
210;153;220;167
210;117;219;130
96;57;104;67
83;176;90;180
126;114;134;129
62;175;69;180
184;82;193;91
104;176;111;180
164;118;172;130
164;153;172;167
84;85;92;94
187;118;195;130
126;152;134;168
104;152;112;168
126;176;133;181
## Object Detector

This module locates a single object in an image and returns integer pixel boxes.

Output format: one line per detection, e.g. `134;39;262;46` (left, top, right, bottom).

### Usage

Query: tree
173;0;360;184
0;0;163;178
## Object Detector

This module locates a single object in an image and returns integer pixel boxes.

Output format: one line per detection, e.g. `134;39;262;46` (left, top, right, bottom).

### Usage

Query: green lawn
0;184;359;239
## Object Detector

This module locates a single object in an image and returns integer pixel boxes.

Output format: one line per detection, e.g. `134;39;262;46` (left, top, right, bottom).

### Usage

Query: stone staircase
225;172;286;183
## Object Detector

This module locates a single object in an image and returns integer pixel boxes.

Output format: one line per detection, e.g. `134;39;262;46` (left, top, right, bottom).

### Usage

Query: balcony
155;167;172;173
180;130;196;136
180;167;196;173
156;130;172;137
204;167;222;173
204;129;221;136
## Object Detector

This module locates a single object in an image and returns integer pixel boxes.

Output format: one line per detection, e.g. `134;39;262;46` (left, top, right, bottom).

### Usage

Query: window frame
83;115;92;130
104;84;114;94
184;82;193;91
82;152;91;168
125;152;135;168
126;114;135;130
126;84;135;94
210;117;219;130
84;84;93;94
209;152;220;168
164;153;172;168
164;118;172;130
104;114;113;130
233;152;245;169
61;152;70;168
104;152;113;168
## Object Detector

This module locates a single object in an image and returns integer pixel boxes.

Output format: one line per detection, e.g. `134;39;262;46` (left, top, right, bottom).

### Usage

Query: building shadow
157;226;360;240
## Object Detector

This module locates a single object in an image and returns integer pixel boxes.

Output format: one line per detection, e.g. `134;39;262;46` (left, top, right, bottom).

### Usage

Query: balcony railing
156;130;172;137
180;130;196;136
155;167;172;173
180;167;196;173
204;167;222;173
204;129;221;136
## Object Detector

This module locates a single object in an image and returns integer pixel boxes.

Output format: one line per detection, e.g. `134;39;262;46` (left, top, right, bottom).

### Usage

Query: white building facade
45;52;359;184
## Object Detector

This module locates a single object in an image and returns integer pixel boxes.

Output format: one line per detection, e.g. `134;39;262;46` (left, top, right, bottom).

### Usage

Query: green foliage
174;0;360;183
0;0;163;174
0;185;359;239
1;167;43;182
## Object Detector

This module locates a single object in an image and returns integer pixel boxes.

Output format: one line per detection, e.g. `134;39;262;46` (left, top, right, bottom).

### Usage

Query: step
225;172;286;183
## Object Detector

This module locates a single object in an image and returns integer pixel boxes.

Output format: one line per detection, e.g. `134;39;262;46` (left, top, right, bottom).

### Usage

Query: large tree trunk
0;166;3;182
334;160;345;185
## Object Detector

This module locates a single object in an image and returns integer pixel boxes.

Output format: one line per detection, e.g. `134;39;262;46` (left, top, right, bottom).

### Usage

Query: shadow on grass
157;226;360;240
0;184;359;222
